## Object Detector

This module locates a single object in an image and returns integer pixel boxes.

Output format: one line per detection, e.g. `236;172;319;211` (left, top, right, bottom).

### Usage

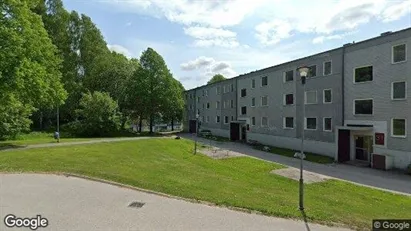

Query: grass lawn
0;132;94;148
253;144;335;164
0;138;409;230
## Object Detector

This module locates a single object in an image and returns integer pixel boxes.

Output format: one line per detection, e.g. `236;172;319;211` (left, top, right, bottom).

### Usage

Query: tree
207;74;226;84
162;78;185;131
76;91;120;137
0;0;67;138
130;48;171;133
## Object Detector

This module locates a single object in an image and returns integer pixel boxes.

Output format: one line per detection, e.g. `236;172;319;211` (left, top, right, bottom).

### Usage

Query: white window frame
251;117;256;126
231;84;234;92
261;117;269;127
392;43;407;64
224;116;229;124
231;116;234;121
283;70;294;83
323;117;332;132
323;61;332;76
251;97;256;107
353;98;374;116
205;90;208;97
216;116;220;123
305;117;318;130
241;106;247;115
206;102;210;109
251;79;255;89
261;76;268;87
197;97;200;103
230;100;234;108
261;96;268;106
216;101;220;109
241;88;247;97
206;116;209;123
391;81;407;100
308;65;317;77
391;118;407;138
323;89;332;104
283;117;294;129
353;65;373;84
223;86;226;93
223;101;226;109
284;93;294;106
305;91;318;105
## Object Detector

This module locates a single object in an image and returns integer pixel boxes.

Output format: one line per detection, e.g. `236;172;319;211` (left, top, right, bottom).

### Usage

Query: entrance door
230;123;240;141
354;136;373;162
189;120;197;133
338;130;350;162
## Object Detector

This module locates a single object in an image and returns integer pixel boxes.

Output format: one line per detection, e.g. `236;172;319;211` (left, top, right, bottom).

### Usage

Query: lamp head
297;66;310;78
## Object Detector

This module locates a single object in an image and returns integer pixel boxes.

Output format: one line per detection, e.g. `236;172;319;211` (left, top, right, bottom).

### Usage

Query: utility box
372;154;394;170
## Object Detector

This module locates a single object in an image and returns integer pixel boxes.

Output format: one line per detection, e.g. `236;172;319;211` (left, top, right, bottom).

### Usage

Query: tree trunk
138;117;142;133
171;119;174;131
149;114;153;133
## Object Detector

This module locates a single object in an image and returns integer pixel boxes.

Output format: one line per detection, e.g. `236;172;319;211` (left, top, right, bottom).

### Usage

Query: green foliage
207;74;226;84
74;91;121;137
0;0;67;138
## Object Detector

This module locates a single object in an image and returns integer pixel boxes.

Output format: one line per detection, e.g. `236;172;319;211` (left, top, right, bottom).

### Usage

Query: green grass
253;144;334;164
0;132;94;148
0;138;409;230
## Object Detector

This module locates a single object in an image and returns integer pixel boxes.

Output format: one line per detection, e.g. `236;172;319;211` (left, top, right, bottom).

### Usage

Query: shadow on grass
0;143;26;151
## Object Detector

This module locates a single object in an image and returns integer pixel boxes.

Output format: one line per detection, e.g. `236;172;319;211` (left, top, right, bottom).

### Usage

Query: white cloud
312;31;358;44
255;19;292;46
107;44;133;57
184;26;239;48
381;0;411;22
180;56;215;70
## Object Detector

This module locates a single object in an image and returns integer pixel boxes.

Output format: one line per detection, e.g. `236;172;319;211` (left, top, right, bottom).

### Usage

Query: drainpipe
341;46;346;126
235;77;238;120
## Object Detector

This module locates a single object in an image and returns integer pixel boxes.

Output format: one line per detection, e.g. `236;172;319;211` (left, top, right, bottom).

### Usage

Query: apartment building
184;27;411;170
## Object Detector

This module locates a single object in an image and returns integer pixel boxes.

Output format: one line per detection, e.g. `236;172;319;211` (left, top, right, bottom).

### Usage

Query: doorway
354;135;373;162
338;129;350;162
189;120;197;133
230;123;240;141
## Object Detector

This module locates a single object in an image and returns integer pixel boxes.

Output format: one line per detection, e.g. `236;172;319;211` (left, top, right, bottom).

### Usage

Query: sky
63;0;411;90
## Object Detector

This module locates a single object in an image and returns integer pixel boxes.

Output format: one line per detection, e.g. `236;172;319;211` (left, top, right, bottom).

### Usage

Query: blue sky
63;0;411;90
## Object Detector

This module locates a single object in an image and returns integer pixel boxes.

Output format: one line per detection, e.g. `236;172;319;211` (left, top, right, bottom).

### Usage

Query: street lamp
194;113;199;154
297;65;309;211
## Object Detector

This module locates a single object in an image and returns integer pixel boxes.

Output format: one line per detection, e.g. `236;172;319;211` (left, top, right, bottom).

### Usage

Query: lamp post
194;113;199;154
297;65;310;211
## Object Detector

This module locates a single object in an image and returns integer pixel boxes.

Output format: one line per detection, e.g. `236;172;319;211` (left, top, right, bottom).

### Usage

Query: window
284;70;294;82
308;65;317;77
197;97;200;103
197;109;200;115
261;117;268;127
251;98;256;107
206;102;210;109
323;89;332;103
392;44;406;63
241;88;247;97
305;118;317;130
202;116;205;122
216;86;221;95
251;79;255;88
354;66;373;83
261;76;268;86
230;100;234;108
323;61;332;75
392;81;406;100
223;86;226;93
231;84;234;92
202;103;205;109
223;101;226;109
284;94;294;105
224;116;229;124
392;119;406;137
305;91;317;104
206;116;209;123
251;117;256;126
231;116;234;121
354;99;373;115
284;117;294;129
261;96;268;106
323;118;332;132
216;116;220;123
216;101;220;109
241;106;247;115
202;90;205;96
205;90;208;96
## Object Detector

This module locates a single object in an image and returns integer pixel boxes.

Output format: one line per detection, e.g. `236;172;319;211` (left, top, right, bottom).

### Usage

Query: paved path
0;137;167;152
0;174;350;231
181;134;411;195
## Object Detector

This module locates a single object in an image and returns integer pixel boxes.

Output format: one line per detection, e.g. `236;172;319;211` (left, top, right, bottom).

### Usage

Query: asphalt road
0;174;351;231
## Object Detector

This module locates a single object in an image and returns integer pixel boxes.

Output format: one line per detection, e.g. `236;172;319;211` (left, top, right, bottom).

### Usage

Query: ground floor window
216;116;220;123
323;117;332;131
284;117;294;129
251;117;256;126
391;118;407;137
224;116;229;124
261;117;268;127
305;118;317;130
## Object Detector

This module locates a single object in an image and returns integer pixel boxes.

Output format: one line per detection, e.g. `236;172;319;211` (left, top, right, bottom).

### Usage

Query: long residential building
183;27;411;170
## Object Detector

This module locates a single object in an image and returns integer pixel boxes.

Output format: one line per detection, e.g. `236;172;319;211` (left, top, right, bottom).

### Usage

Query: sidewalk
181;134;411;196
